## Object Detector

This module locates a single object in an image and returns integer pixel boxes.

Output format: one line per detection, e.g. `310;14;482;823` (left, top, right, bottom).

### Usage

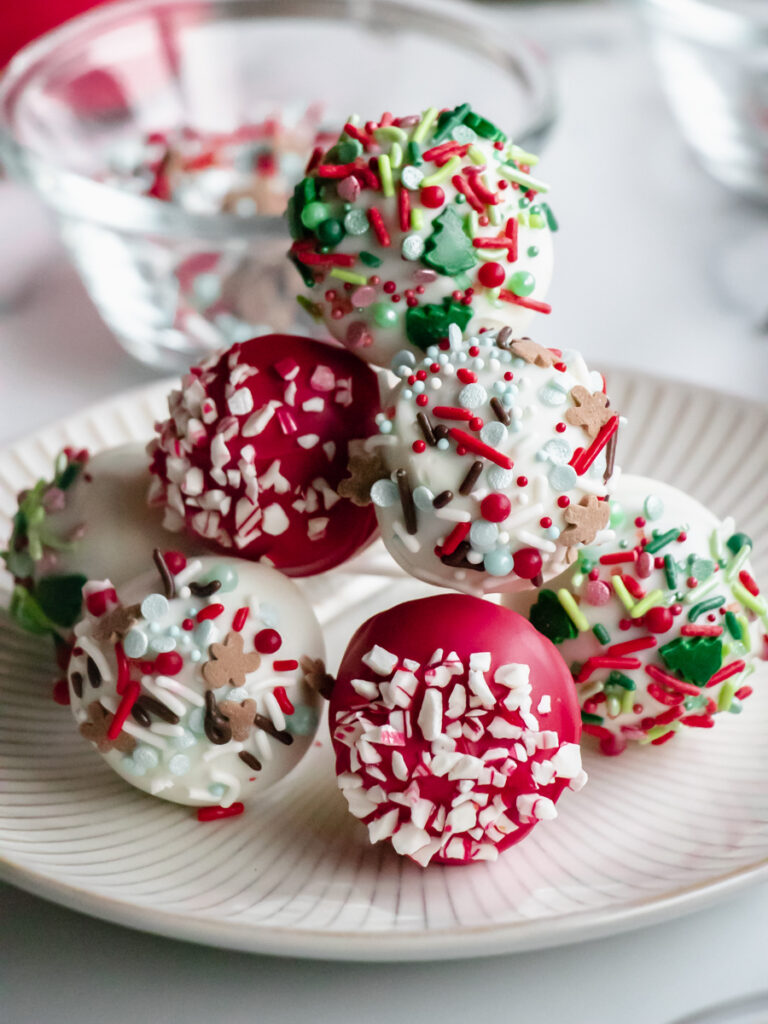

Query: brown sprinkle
432;490;454;508
416;412;436;446
238;750;263;772
135;695;180;725
152;548;175;600
458;460;483;496
490;397;511;426
189;579;222;599
253;713;293;745
130;703;152;728
396;468;418;535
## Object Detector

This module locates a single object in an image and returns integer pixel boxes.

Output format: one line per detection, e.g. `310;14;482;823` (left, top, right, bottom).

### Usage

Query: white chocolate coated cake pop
351;324;621;595
287;103;555;367
3;444;201;637
508;476;767;754
67;554;327;815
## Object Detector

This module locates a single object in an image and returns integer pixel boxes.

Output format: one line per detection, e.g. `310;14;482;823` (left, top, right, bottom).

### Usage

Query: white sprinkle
227;387;254;416
261;504;290;535
537;695;552;714
351;678;379;700
297;434;320;449
362;645;398;676
417;689;443;741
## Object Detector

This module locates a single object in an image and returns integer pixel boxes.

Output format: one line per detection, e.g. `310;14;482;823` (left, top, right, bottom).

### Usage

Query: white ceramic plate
1;369;767;961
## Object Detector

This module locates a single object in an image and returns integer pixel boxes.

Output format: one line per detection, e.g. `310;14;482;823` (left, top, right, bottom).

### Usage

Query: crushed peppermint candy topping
332;641;586;867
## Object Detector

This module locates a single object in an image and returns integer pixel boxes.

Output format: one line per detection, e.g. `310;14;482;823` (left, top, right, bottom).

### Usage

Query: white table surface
1;3;766;1021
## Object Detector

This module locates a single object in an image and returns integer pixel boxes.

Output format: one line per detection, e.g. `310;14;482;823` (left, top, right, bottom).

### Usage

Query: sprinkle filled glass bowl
0;0;556;371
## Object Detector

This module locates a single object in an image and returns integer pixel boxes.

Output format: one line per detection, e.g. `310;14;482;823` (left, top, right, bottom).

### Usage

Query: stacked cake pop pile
3;103;764;869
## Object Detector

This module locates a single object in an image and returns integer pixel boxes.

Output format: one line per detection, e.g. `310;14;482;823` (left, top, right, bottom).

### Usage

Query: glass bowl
0;0;556;372
639;0;768;202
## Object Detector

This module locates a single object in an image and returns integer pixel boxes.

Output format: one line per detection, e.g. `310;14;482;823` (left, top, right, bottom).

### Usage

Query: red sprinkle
498;290;552;314
412;440;426;453
645;664;702;697
705;660;746;688
570;415;619;475
735;685;753;700
679;714;715;728
398;186;411;231
368;207;391;246
52;680;70;705
232;607;249;632
599;550;638;566
456;368;478;384
651;730;677;746
681;624;723;637
739;570;760;596
606;636;657;656
622;575;646;600
85;587;118;617
197;604;225;622
451;174;484;213
255;629;282;654
154;651;183;676
163;551;187;574
448;428;513;469
273;686;295;715
441;521;472;557
115;642;130;696
432;406;474;421
107;681;141;740
576;656;642;683
182;618;195;631
504;216;518;263
273;659;299;672
197;803;245;822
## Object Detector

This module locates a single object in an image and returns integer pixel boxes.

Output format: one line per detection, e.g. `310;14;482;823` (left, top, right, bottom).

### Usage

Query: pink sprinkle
277;408;298;434
310;365;336;391
351;285;377;308
337;175;361;202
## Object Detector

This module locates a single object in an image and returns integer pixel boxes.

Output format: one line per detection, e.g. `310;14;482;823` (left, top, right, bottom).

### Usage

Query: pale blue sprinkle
371;479;399;508
540;439;572;465
546;526;561;540
549;464;578;492
492;381;506;396
378;420;393;434
141;593;169;621
150;635;177;654
437;439;450;451
459;383;487;409
168;754;190;776
188;708;205;735
484;549;514;576
402;389;413;400
194;620;214;647
538;384;568;407
286;705;319;736
171;730;197;750
149;622;162;634
644;494;664;521
190;649;202;663
259;603;280;627
168;625;181;638
480;422;507;447
134;746;160;770
470;520;499;552
413;486;434;511
391;349;416;371
202;564;239;593
488;466;515;490
502;392;515;407
412;380;425;394
208;783;227;799
123;628;148;659
121;755;146;777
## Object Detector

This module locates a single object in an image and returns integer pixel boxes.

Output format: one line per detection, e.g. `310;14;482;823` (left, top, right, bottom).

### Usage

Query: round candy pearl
255;628;282;654
372;303;399;328
480;493;511;523
585;580;611;606
300;201;332;229
644;606;674;633
477;261;506;288
420;185;445;208
484;549;514;577
507;271;536;297
316;218;344;246
513;546;543;580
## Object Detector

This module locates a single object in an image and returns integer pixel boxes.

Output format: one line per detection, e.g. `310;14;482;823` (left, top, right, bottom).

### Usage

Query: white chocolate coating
288;107;555;367
370;327;620;595
68;556;324;807
506;475;767;754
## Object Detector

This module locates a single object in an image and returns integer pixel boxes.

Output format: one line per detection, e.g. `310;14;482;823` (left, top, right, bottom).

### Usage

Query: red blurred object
0;0;113;69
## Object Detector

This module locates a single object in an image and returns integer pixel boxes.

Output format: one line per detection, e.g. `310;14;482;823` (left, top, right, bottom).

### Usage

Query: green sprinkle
611;575;636;612
359;251;382;268
683;573;719;604
728;699;743;715
432;102;471;143
421;154;462;187
644;528;680;554
467;145;487;166
581;711;604;725
509;144;540;166
295;294;320;317
725;610;741;640
378;153;394;198
593;623;611;645
605;694;621;718
411;107;438;144
329;268;368;286
642;722;680;743
389;141;403;169
541;202;558;231
717;680;738;712
687;596;726;621
630;589;665;619
374;125;408;146
725;543;751;582
709;527;725;561
663;554;678;590
727;532;752;555
732;581;768;616
621;688;635;715
407;140;422;165
608;671;636;691
498;162;550;192
557;589;590;631
736;613;752;651
410;208;424;231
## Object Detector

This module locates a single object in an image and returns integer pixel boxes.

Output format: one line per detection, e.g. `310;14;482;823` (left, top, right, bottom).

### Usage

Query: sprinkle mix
67;553;324;813
287;103;556;364
333;644;585;866
359;325;619;593
527;481;767;754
